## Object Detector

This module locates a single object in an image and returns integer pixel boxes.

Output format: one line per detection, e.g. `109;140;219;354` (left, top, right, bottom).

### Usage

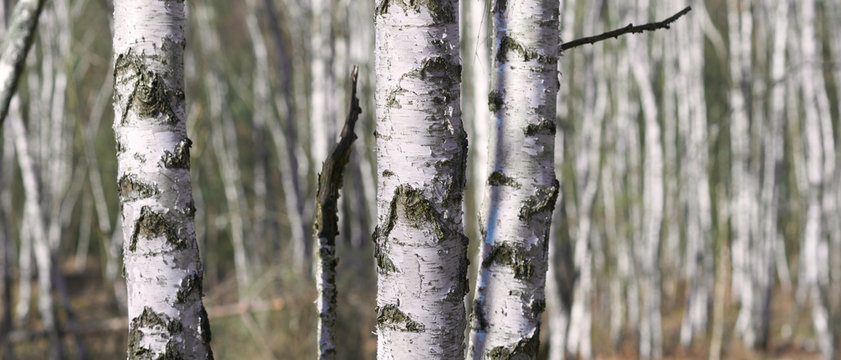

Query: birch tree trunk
112;1;213;358
374;0;469;358
795;0;835;357
0;0;46;128
628;2;664;357
676;0;713;346
467;0;559;358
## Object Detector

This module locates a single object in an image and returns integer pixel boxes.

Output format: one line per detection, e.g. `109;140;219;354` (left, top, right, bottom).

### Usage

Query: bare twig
314;65;361;360
561;6;692;52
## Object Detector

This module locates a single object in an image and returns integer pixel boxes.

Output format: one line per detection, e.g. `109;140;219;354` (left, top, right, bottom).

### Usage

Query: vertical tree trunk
467;0;559;358
676;0;713;347
628;1;664;357
374;0;469;357
112;1;212;358
795;0;835;357
263;0;309;274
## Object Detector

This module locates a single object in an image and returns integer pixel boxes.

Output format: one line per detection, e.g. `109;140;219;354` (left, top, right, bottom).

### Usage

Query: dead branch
561;6;692;52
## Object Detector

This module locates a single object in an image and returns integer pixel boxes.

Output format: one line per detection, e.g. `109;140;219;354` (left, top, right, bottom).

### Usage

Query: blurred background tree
0;0;839;358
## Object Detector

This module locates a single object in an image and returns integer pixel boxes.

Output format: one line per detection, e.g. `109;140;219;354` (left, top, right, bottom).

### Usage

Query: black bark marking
161;138;192;168
376;304;426;332
114;50;184;125
119;174;160;201
175;273;202;303
518;179;560;221
130;206;185;251
524;119;556;136
497;35;557;64
128;307;184;359
488;171;521;189
375;0;456;23
488;90;504;112
487;331;540;360
484;242;533;281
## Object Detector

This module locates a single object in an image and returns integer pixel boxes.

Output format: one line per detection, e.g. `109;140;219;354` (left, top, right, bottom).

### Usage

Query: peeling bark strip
0;0;46;128
375;0;469;357
468;0;559;358
315;66;362;360
112;1;213;359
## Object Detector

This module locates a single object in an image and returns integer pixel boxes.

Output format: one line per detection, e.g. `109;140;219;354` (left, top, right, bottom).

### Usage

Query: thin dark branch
315;64;361;243
560;6;692;52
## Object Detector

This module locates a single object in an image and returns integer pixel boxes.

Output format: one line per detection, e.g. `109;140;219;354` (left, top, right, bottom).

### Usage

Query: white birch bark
112;1;212;358
794;0;835;357
374;0;469;358
628;2;663;357
726;0;764;349
310;0;335;170
262;0;309;274
466;0;490;247
565;5;606;354
467;0;559;358
676;0;713;346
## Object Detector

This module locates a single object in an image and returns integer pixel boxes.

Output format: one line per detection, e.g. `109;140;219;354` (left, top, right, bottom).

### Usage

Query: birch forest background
0;0;840;358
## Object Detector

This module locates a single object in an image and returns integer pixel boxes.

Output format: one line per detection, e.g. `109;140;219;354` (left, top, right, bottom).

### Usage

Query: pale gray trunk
468;0;559;358
794;0;835;357
0;0;45;127
465;0;490;247
112;1;212;358
374;0;469;357
565;4;605;354
628;2;663;357
676;0;713;346
262;0;309;274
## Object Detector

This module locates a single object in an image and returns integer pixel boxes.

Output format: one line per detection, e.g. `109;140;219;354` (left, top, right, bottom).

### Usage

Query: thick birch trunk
468;0;559;358
374;1;469;358
112;1;212;358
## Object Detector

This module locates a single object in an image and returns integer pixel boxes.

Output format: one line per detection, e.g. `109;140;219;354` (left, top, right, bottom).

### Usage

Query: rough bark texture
374;0;469;357
467;0;559;358
112;1;213;358
0;0;45;128
315;66;361;360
